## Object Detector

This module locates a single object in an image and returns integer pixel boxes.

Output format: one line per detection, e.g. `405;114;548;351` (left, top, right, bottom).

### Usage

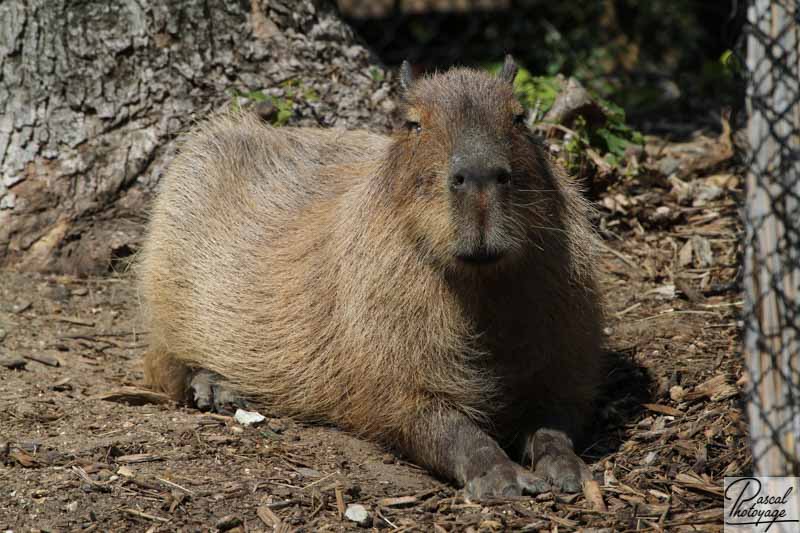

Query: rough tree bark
0;0;396;274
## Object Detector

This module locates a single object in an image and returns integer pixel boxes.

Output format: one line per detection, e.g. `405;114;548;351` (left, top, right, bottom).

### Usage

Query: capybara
138;56;605;498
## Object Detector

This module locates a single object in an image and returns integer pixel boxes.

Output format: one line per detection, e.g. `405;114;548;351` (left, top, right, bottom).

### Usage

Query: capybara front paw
188;369;246;415
533;449;592;493
465;462;549;500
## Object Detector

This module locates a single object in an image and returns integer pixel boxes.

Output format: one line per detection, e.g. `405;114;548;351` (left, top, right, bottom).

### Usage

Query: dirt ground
1;127;747;532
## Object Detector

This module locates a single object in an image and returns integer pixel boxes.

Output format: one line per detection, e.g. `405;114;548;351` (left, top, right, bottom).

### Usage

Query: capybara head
383;56;564;274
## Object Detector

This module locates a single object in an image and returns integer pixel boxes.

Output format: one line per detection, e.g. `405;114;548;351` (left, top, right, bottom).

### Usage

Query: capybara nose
450;165;511;192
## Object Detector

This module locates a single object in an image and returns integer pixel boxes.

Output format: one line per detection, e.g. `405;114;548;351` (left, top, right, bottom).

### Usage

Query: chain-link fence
743;0;800;477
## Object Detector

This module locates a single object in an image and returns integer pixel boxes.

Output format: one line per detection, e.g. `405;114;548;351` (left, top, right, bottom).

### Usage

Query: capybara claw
464;462;549;500
534;448;592;493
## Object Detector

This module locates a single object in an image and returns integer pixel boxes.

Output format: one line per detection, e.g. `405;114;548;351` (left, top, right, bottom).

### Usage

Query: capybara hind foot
465;461;549;499
189;370;246;415
528;429;592;493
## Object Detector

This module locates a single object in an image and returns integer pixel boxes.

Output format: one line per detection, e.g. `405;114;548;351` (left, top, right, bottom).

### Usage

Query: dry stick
308;501;326;520
302;471;337;490
23;353;60;367
614;302;642;318
122;508;170;523
376;507;399;530
334;485;346;519
53;315;95;327
597;241;645;273
263;499;302;510
155;477;195;496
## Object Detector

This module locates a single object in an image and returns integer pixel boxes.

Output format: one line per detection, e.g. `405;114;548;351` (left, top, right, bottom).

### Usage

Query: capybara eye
405;120;421;133
513;113;526;126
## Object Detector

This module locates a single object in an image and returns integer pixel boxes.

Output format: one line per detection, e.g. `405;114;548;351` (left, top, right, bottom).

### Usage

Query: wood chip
335;484;346;519
54;315;95;327
9;448;38;467
23;353;61;367
378;495;418;507
674;472;724;496
123;508;170;523
678;239;693;267
94;387;172;406
642;403;684;416
257;505;282;527
582;480;607;512
115;453;163;464
684;374;737;402
547;513;579;527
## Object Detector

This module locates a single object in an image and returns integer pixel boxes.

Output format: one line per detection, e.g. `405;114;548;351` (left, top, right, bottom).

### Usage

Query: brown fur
138;65;605;489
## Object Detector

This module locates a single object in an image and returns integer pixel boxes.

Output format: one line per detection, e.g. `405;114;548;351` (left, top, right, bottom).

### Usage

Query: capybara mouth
456;250;504;265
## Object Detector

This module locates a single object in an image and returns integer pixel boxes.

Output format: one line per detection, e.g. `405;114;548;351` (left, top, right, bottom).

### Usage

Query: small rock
215;515;242;531
649;205;672;224
648;284;676;300
295;466;321;478
670;385;686;402
66;501;79;513
381;453;395;464
344;504;371;527
11;301;31;314
0;329;6;342
117;466;134;478
234;408;266;427
45;284;71;302
692;184;724;206
71;286;89;296
657;156;681;176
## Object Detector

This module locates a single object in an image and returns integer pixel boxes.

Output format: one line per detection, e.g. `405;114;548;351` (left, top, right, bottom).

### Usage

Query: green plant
486;63;643;172
229;82;319;126
370;67;385;83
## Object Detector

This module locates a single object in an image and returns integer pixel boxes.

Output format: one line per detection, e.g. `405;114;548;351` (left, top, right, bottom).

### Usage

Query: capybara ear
499;54;518;85
400;60;415;93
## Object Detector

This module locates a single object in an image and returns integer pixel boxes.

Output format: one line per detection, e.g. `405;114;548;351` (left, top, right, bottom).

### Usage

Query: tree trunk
0;0;395;274
744;0;800;476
